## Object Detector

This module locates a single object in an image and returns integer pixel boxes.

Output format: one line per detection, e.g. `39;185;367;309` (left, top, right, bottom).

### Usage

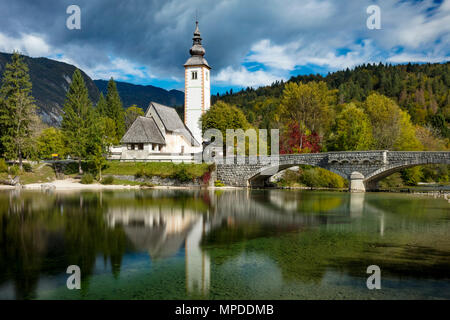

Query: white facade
184;20;211;146
184;66;210;144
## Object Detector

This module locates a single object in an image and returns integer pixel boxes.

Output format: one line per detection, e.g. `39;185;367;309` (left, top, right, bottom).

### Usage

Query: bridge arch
247;163;347;187
215;151;450;191
364;162;447;190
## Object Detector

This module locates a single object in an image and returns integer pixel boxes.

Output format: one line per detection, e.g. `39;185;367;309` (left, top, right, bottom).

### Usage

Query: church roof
148;102;201;147
184;56;210;68
121;116;165;144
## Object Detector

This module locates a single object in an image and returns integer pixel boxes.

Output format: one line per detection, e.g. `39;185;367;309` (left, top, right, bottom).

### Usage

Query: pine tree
0;52;37;169
105;78;125;142
61;69;95;175
96;92;107;116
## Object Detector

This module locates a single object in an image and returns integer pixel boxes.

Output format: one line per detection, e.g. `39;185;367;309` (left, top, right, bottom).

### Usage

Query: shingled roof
121;116;165;144
147;102;201;147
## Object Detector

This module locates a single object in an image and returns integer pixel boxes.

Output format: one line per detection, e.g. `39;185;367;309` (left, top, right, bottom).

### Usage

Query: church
111;21;211;161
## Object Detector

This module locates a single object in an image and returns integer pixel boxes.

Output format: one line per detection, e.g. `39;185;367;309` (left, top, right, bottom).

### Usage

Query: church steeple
185;21;210;68
189;21;205;57
184;20;212;145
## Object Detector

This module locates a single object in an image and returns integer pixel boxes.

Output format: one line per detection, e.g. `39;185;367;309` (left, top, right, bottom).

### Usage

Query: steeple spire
190;21;205;57
185;20;210;68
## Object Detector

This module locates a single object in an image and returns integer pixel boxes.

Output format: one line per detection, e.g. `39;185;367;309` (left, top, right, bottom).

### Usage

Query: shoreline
0;178;240;191
0;180;448;200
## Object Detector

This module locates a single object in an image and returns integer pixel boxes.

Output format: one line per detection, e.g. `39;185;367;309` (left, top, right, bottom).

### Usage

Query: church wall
163;133;202;154
185;66;206;144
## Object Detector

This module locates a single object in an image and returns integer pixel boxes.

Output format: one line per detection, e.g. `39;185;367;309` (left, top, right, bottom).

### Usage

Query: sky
0;0;449;94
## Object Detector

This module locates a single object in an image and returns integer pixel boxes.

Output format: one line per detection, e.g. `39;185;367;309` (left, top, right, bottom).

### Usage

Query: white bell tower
184;21;211;145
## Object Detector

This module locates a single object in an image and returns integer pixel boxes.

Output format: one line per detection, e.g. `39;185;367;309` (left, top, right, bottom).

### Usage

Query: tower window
192;71;197;80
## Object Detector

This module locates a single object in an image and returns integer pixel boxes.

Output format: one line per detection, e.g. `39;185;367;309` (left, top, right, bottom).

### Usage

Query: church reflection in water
106;197;211;295
102;189;379;296
0;188;409;299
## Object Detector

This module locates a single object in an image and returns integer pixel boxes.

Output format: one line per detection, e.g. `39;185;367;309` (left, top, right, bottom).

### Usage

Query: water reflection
0;189;449;299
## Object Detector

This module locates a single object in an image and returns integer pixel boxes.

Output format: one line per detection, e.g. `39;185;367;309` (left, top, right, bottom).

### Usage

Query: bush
214;180;225;187
201;171;211;184
172;164;195;182
22;163;33;172
379;172;404;188
0;159;7;173
140;182;155;188
401;167;423;186
300;169;320;187
299;167;346;188
135;168;146;179
9;165;20;176
101;176;114;185
80;173;94;184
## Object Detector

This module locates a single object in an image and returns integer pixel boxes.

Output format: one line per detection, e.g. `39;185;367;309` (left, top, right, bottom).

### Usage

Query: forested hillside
94;80;184;110
0;52;99;125
213;62;450;140
208;62;449;186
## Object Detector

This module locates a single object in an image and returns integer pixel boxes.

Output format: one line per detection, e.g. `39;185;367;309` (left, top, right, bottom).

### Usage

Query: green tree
61;69;95;174
0;52;37;169
329;103;373;151
105;78;125;142
279;81;335;150
37;127;66;159
363;93;422;150
96;92;107;116
124;105;144;130
201;101;251;143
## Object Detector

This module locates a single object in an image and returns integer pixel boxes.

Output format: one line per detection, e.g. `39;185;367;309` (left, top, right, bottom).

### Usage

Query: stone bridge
215;151;450;192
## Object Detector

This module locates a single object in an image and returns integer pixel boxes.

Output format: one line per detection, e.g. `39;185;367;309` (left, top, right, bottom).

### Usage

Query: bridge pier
349;172;365;192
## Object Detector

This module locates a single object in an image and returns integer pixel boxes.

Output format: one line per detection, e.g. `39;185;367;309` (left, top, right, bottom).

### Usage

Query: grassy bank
103;161;212;180
0;160;213;186
0;162;56;184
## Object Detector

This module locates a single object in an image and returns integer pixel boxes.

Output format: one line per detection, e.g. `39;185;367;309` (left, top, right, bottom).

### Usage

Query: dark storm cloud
0;0;449;86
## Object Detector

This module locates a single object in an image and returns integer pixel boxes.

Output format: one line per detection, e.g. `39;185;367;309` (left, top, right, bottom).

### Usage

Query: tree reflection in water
0;189;449;299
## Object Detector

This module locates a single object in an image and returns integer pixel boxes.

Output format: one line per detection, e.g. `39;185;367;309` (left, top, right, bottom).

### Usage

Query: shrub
135;168;146;178
22;163;33;172
0;159;7;173
201;171;211;184
401;167;423;186
81;173;94;184
299;167;346;188
300;169;320;187
379;172;403;188
214;180;225;187
140;182;155;188
172;164;195;182
9;165;20;176
101;176;114;185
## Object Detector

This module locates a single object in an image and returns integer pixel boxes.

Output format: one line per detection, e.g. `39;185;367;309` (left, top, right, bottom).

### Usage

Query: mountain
94;80;184;110
0;52;185;126
0;52;100;125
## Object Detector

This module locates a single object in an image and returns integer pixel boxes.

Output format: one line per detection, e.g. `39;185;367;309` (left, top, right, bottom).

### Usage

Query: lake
0;189;449;300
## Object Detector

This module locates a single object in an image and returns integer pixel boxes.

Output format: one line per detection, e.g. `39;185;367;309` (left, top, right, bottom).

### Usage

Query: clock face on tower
184;21;211;144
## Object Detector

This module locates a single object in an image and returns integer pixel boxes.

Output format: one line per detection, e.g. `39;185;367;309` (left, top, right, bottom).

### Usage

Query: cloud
0;32;50;57
214;66;285;88
0;0;448;90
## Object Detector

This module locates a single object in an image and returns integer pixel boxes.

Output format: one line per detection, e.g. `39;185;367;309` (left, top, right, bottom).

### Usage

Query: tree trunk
78;159;83;175
18;146;23;171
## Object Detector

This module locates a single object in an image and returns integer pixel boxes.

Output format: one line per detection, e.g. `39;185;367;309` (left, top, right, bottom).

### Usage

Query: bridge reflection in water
104;189;403;296
1;189;449;299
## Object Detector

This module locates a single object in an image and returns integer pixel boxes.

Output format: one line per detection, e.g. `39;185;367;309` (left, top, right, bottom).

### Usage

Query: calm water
0;189;449;300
